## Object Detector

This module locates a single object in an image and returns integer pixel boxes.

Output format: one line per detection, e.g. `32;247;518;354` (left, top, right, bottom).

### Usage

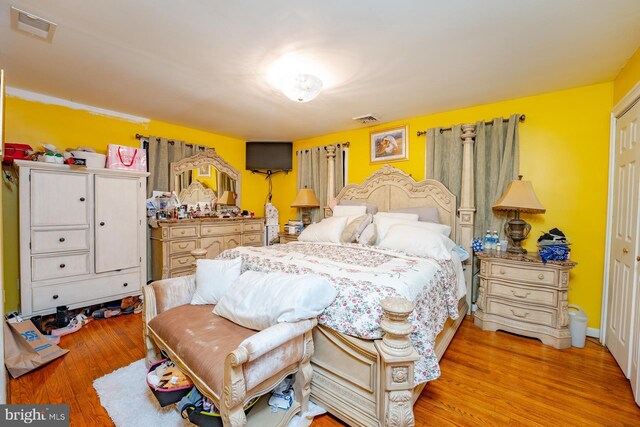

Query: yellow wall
614;47;640;105
277;83;613;328
3;96;274;312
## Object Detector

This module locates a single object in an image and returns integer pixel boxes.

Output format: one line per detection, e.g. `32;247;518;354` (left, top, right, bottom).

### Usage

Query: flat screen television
246;142;293;172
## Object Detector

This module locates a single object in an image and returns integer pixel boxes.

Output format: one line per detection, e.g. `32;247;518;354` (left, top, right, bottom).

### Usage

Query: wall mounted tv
246;142;293;172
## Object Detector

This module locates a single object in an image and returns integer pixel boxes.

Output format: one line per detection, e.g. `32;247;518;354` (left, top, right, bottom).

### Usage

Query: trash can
568;305;588;348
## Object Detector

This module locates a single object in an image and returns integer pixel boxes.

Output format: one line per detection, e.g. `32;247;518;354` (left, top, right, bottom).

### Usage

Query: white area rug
93;359;325;427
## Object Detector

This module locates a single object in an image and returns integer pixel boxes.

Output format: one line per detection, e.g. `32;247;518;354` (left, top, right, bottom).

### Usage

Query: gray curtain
217;171;236;195
146;137;206;197
473;114;521;237
425;125;463;210
296;143;345;223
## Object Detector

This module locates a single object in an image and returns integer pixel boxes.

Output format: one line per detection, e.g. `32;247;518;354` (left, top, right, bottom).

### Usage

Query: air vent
11;7;57;42
352;114;379;124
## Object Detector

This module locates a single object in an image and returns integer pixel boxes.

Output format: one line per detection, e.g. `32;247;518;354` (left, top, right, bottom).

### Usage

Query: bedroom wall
2;95;274;312
278;82;613;329
613;47;640;105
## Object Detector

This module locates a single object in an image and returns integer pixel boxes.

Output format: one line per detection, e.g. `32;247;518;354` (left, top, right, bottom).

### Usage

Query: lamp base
301;211;312;227
504;215;531;255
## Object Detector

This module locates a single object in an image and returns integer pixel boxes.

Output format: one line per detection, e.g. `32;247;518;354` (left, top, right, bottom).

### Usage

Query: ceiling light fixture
281;73;323;103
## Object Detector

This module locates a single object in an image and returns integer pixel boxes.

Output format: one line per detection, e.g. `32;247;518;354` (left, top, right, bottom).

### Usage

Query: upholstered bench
143;276;315;427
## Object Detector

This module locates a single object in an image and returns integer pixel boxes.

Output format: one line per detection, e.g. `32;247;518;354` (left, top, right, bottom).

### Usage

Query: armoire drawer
31;228;90;254
170;254;195;270
242;232;263;246
32;272;141;312
244;222;264;232
201;223;242;236
169;239;197;254
485;298;557;328
170;225;198;238
487;262;555;286
486;280;558;307
31;252;90;282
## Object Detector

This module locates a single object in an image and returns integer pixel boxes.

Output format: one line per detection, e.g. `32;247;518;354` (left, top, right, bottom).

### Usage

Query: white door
606;100;640;380
31;171;90;226
632;278;640;404
95;175;140;273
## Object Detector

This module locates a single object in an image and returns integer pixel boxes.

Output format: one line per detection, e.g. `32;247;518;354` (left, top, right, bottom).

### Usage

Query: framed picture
370;125;409;163
198;165;210;177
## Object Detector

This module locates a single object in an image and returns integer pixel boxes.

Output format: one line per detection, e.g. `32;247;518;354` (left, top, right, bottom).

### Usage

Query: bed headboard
335;165;458;242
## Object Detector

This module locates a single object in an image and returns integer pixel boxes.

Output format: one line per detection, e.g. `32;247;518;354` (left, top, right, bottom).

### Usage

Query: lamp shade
492;178;545;213
291;188;320;208
218;191;235;206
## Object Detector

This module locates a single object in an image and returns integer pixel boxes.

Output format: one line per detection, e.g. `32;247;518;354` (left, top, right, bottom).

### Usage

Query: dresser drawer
31;228;89;254
170;225;198;238
242;232;263;246
32;272;140;312
201;223;242;236
487;280;558;307
31;252;90;282
486;298;557;327
244;222;264;232
169;239;197;254
488;262;555;286
170;254;195;270
169;269;193;278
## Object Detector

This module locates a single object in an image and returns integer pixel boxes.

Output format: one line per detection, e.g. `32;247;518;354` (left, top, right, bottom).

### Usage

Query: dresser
150;217;264;279
474;252;577;349
16;160;148;317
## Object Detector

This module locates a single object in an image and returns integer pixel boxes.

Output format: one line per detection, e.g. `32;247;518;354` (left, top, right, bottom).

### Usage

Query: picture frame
198;165;210;177
370;125;409;163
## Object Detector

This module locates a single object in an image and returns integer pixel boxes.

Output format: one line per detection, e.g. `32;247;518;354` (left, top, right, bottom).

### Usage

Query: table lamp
492;176;545;255
291;187;320;226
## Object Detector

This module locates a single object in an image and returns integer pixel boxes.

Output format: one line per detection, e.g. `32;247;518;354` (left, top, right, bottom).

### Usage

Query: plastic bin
568;305;588;348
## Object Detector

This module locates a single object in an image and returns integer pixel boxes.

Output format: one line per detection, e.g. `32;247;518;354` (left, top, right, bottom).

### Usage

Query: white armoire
16;160;148;317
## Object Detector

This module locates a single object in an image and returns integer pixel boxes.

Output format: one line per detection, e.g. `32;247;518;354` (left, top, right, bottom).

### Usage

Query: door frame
601;80;640;344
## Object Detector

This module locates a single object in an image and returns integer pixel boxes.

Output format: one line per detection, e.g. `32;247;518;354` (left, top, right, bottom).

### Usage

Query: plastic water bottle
492;231;499;251
484;230;492;252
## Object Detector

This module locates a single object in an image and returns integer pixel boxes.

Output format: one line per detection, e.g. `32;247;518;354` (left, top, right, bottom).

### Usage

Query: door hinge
29;242;31;249
140;257;142;263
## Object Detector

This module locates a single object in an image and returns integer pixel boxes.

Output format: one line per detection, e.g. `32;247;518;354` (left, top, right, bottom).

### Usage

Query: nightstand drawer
488;262;555;286
487;280;558;307
486;298;556;327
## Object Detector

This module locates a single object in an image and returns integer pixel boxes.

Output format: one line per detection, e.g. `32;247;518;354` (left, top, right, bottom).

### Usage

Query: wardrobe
605;89;640;407
17;160;148;317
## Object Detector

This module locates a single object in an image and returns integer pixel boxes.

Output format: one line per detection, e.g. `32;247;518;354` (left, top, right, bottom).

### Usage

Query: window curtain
217;171;236;195
425;125;464;210
296;144;345;223
146;136;207;197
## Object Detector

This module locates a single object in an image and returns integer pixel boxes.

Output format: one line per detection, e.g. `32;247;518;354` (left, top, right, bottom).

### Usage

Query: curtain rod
135;133;205;149
295;141;350;154
416;114;526;137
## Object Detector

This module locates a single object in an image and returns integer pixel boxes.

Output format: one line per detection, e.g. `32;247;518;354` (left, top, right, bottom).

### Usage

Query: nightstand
473;252;577;349
279;232;299;244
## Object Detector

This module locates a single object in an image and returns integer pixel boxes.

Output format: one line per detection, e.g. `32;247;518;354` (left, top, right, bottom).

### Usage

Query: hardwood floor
9;314;640;426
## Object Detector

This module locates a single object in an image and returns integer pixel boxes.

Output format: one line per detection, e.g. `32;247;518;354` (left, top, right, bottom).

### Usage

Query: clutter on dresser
69;146;107;168
106;144;147;171
2;142;33;165
537;227;571;263
285;219;304;235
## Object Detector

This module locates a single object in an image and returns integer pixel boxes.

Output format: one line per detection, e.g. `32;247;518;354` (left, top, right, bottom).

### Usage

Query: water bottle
484;230;492;252
492;230;499;251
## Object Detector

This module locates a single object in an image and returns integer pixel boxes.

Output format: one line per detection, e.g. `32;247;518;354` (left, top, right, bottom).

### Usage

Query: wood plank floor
9;314;640;426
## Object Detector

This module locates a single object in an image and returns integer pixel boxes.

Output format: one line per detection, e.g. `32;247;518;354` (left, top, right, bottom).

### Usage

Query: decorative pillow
374;212;419;221
339;200;379;215
357;222;377;245
298;216;349;243
378;224;456;260
332;205;367;217
213;271;338;330
341;214;373;243
391;206;440;223
190;257;243;305
373;213;420;244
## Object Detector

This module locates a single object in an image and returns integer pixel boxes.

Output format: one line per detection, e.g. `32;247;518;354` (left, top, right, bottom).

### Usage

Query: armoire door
95;175;140;273
31;170;90;227
606;99;640;381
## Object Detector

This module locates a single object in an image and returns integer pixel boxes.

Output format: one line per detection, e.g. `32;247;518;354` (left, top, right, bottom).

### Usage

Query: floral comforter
217;242;461;384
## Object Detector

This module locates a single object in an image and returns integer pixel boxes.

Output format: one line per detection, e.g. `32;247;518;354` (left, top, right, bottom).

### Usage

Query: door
632;279;640;404
95;175;140;273
606;99;640;380
31;171;89;226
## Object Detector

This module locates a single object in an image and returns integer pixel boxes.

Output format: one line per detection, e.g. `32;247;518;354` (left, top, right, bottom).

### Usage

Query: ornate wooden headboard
335;165;459;242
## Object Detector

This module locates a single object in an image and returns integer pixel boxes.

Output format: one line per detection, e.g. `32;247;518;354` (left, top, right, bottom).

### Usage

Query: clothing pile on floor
537;228;571;263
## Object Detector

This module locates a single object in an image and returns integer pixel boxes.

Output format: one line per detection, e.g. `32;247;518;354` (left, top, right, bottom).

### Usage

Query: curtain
146;137;206;197
296;143;345;223
425;125;464;210
217;171;236;195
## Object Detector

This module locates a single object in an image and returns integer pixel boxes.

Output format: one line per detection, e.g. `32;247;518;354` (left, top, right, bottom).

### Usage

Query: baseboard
587;327;600;339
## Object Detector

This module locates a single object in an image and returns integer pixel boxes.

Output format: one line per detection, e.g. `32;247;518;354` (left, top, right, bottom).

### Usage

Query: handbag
106;144;147;172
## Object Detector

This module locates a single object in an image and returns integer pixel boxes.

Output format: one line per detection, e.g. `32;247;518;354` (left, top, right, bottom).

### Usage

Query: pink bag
106;144;147;172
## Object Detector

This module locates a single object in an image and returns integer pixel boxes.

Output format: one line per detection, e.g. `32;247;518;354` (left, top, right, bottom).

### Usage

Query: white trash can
568;305;588;348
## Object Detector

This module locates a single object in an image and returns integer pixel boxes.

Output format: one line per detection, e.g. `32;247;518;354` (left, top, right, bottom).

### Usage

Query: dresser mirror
170;149;241;207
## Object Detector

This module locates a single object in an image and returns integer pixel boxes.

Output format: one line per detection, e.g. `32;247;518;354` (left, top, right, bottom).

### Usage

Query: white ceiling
1;0;640;141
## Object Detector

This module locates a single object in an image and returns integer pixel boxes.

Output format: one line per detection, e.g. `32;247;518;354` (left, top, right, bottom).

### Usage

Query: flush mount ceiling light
281;73;323;103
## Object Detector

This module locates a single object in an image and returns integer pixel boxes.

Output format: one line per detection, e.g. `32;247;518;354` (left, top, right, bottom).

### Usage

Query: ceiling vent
11;7;57;42
352;114;379;124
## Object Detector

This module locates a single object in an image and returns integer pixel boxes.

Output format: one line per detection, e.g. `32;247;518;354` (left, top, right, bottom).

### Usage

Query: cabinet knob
53;295;59;300
59;237;65;242
59;263;66;268
123;282;128;287
637;256;640;262
80;197;85;202
623;248;629;254
538;274;544;280
100;222;105;226
499;269;506;275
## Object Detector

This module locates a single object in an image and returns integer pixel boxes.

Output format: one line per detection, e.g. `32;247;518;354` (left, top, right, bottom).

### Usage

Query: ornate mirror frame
169;149;242;206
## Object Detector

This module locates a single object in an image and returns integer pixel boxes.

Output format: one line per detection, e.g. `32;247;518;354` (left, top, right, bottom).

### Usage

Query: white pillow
190;257;243;305
373;214;419;245
332;205;367;217
298;216;349;243
379;224;456;260
213;271;338;330
374;212;420;221
411;220;451;237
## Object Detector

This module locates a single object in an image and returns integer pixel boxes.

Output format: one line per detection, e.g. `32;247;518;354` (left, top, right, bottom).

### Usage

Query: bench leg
295;329;314;415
